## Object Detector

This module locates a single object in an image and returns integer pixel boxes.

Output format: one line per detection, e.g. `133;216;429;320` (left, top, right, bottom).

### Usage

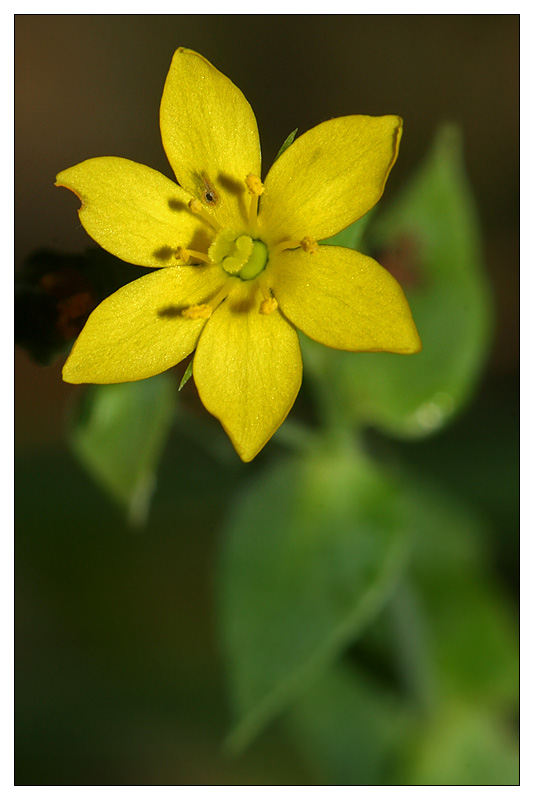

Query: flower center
209;229;269;281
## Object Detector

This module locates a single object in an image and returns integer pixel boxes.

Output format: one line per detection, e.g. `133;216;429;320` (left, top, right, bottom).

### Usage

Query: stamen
258;277;278;315
188;197;221;232
258;275;272;300
246;174;264;234
270;239;301;258
259;296;278;315
175;246;211;265
181;283;232;320
270;236;319;258
209;283;233;311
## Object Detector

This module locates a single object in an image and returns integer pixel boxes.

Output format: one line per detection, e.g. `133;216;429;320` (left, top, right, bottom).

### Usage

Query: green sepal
274;128;298;162
178;358;194;391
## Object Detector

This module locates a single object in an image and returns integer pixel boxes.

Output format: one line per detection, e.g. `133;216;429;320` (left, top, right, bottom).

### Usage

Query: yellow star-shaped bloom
56;47;421;462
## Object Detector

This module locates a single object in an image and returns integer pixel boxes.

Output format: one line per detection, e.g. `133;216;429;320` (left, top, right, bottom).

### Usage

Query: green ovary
210;230;269;281
239;240;269;280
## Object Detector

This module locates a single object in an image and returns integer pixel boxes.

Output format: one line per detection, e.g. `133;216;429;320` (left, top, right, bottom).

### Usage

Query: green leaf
284;474;517;785
390;478;517;785
69;374;176;526
287;661;409;785
406;479;518;709
284;477;518;785
402;704;519;785
218;444;413;753
274;128;298;162
313;124;493;439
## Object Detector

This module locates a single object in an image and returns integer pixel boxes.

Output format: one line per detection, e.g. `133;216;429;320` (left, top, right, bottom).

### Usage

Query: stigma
209;229;269;281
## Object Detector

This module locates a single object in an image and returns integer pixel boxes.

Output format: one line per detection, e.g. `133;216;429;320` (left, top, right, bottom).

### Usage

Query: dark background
15;15;518;785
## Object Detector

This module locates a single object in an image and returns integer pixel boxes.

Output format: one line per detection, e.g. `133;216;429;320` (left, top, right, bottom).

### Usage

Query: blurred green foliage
70;375;177;526
219;443;413;754
218;448;517;783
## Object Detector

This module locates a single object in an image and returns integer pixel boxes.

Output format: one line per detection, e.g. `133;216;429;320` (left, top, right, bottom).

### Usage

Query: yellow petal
56;157;210;268
193;282;302;461
63;266;226;384
259;116;402;244
160;48;261;231
270;246;422;353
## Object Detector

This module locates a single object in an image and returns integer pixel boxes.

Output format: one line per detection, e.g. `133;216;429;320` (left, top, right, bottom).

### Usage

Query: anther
259;296;278;315
188;198;202;214
175;246;190;263
182;284;232;321
300;236;318;254
246;174;264;197
246;174;264;234
181;304;213;320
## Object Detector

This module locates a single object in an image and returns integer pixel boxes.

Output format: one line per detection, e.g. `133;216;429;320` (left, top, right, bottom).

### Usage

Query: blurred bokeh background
15;15;518;785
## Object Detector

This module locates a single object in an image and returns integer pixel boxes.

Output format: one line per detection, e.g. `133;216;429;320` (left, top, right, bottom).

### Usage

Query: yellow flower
56;47;421;462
